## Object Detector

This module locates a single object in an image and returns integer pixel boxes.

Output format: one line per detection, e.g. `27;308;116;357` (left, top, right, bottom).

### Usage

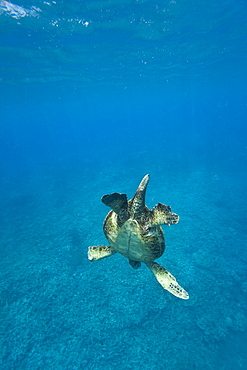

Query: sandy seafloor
1;149;246;370
1;0;247;368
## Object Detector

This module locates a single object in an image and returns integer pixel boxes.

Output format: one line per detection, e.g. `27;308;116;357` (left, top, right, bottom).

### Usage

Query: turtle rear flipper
150;203;179;226
145;262;189;300
88;245;116;261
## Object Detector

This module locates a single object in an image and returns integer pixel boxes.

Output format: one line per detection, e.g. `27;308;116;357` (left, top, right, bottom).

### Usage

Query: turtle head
151;203;179;226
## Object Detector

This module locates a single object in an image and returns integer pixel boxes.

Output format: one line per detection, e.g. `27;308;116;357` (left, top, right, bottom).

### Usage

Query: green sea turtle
88;174;189;300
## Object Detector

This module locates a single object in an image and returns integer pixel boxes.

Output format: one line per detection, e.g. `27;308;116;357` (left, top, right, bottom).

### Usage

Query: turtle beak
166;212;179;226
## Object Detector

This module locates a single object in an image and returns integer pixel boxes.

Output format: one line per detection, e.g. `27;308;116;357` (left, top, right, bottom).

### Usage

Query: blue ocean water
0;0;247;369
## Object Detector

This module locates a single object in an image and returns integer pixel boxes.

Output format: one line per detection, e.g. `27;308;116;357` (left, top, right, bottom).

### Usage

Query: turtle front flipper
101;193;128;215
145;262;189;300
150;203;179;226
88;245;116;261
129;174;150;219
102;193;129;224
